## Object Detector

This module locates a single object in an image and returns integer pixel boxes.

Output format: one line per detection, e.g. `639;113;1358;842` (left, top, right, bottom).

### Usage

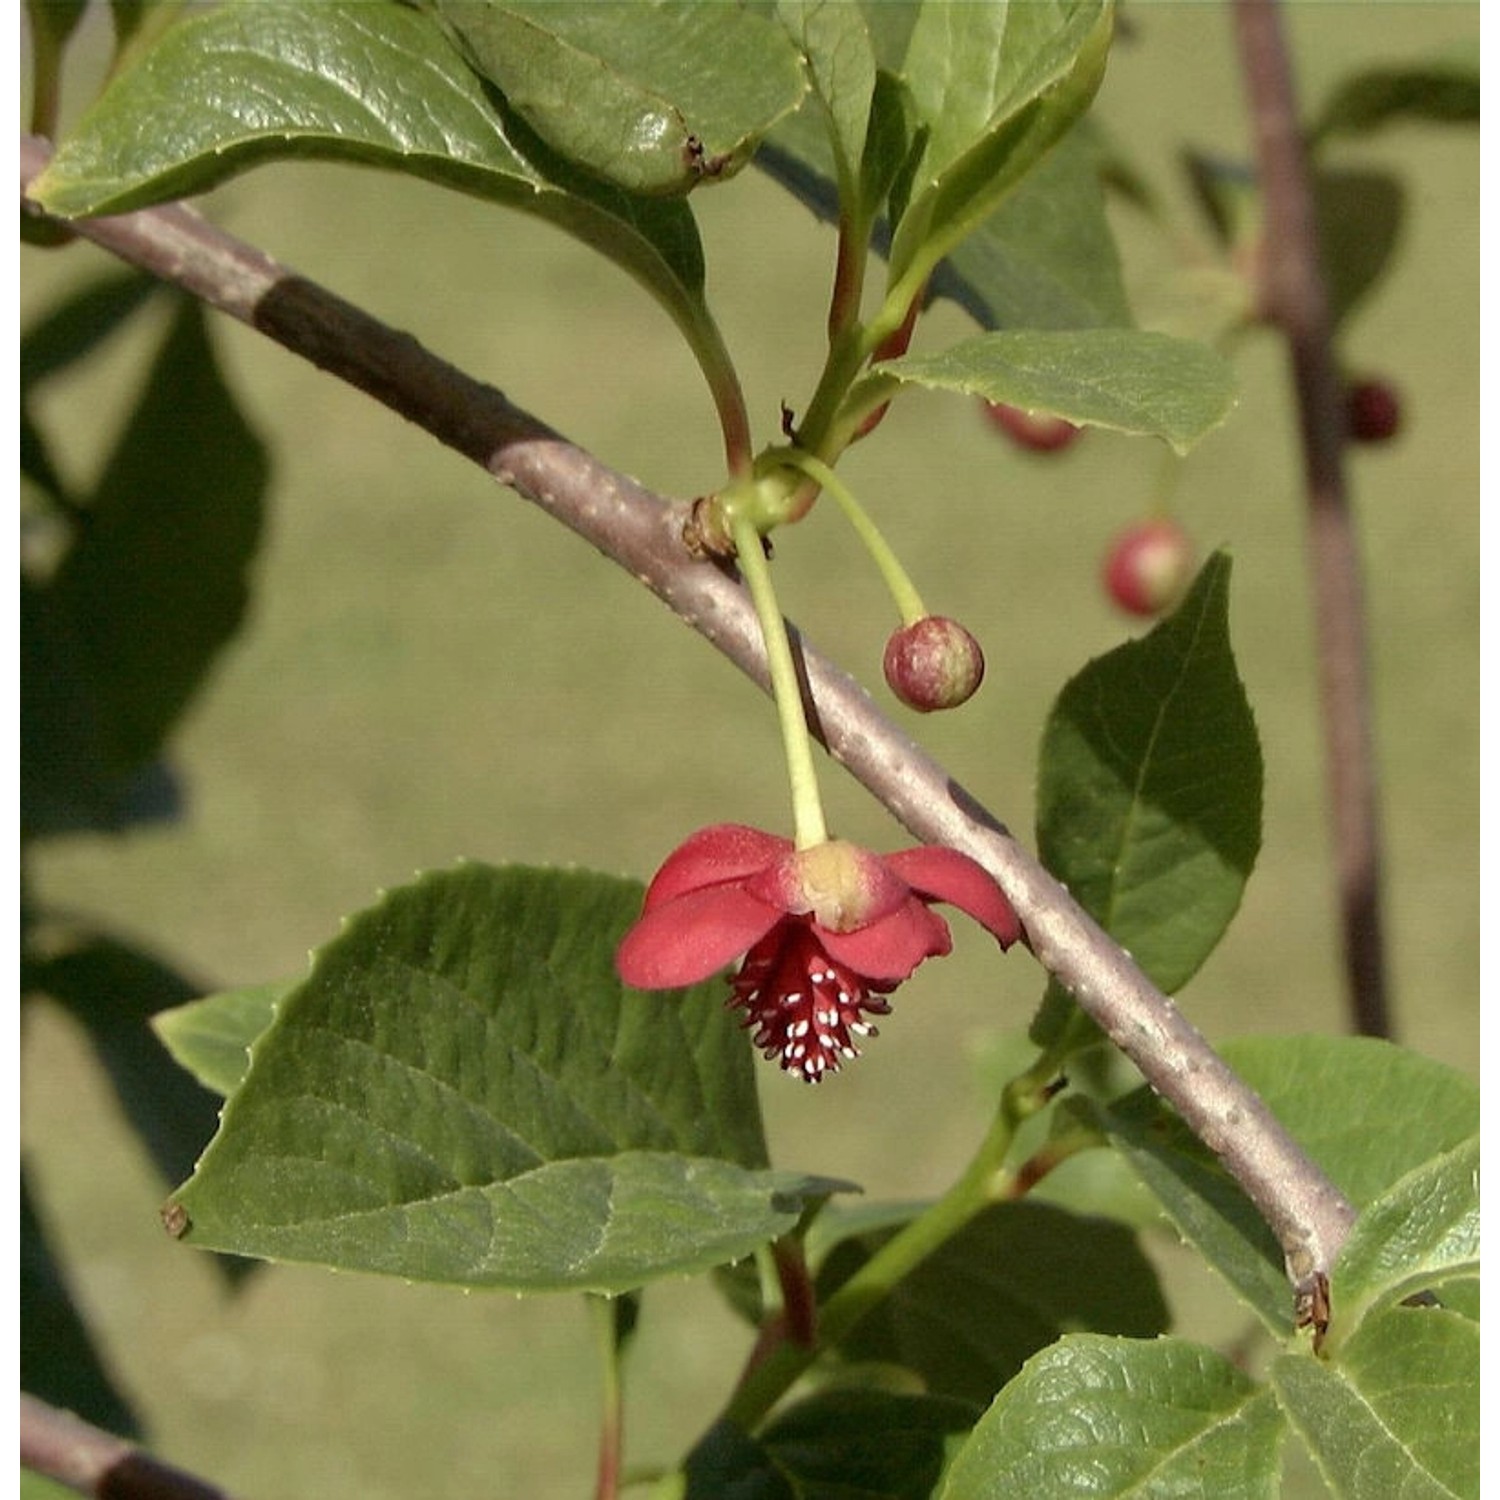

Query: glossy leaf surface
431;0;807;194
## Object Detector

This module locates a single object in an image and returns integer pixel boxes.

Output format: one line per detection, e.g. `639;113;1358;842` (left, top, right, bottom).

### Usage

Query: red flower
616;825;1022;1082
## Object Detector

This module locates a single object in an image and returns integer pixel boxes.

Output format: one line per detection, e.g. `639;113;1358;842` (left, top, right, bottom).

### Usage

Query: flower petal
616;885;782;989
882;846;1023;948
639;823;792;912
821;898;952;983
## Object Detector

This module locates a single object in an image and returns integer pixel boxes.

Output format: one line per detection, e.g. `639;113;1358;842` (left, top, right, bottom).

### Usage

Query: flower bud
1345;377;1402;444
883;616;986;712
1102;519;1195;617
982;399;1081;453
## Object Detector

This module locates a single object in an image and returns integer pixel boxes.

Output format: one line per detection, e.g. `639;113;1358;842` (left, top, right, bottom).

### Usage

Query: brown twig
20;1393;237;1500
19;134;1357;1296
1230;0;1392;1040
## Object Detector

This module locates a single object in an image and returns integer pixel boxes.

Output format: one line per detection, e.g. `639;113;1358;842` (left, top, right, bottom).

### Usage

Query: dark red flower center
728;920;894;1083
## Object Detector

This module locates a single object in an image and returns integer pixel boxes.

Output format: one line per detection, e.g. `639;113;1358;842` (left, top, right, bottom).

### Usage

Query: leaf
1331;1135;1479;1319
1036;553;1262;993
1309;51;1480;144
430;0;807;195
775;0;877;208
153;980;291;1099
167;866;847;1292
686;1391;978;1500
931;127;1131;331
29;2;714;350
878;328;1235;452
887;0;1114;288
940;1334;1285;1500
1315;167;1405;329
816;1201;1169;1406
1098;1038;1480;1336
48;297;266;776
1272;1305;1478;1500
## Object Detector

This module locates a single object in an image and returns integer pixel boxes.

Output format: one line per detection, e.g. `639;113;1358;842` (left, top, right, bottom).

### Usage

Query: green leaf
888;0;1113;289
153;980;291;1099
932;127;1131;331
1309;51;1480;144
49;297;266;776
940;1334;1285;1500
1036;553;1261;992
167;866;845;1292
1098;1038;1479;1336
430;0;807;195
775;0;877;209
1332;1135;1479;1319
30;2;716;355
816;1201;1168;1406
686;1391;978;1500
1315;167;1405;329
879;328;1234;452
1272;1305;1478;1500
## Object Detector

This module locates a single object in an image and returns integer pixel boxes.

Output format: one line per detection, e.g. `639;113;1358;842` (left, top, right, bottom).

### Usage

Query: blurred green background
21;5;1477;1496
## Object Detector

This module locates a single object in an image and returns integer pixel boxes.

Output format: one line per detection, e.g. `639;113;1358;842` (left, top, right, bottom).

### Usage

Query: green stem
679;299;754;477
722;1059;1060;1431
730;513;828;850
775;449;927;627
590;1296;626;1500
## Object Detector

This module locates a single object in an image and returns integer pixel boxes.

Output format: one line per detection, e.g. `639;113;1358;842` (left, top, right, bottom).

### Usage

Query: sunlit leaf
878;328;1233;451
430;0;807;194
168;866;846;1292
1272;1305;1478;1499
1036;553;1261;992
941;1334;1285;1499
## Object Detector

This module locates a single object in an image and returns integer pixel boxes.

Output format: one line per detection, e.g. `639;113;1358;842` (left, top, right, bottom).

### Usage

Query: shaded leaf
1315;167;1405;329
1036;554;1261;992
940;1334;1285;1500
686;1391;977;1500
21;1168;140;1438
1310;52;1480;143
817;1200;1168;1406
431;0;807;194
153;979;292;1098
1272;1305;1478;1500
879;328;1233;452
168;866;847;1292
48;297;266;777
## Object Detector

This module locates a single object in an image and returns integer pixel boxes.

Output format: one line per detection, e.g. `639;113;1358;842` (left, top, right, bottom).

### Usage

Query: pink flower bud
1102;520;1195;618
883;617;986;713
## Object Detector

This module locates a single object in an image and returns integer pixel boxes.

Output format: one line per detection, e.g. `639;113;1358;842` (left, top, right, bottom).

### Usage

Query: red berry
1102;520;1195;618
982;400;1081;453
883;616;985;712
1345;377;1402;444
